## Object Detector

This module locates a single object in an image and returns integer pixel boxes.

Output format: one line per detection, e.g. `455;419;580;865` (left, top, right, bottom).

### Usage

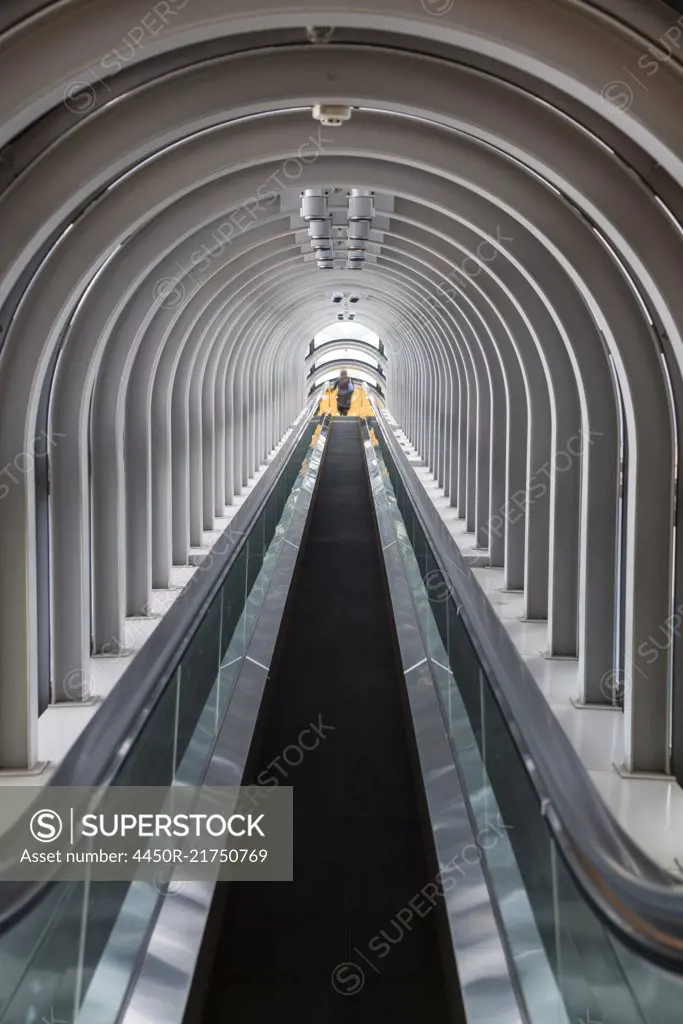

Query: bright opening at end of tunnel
310;319;385;413
313;322;381;348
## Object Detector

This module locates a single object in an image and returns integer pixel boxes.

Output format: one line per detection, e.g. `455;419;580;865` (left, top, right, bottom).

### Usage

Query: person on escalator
328;369;354;415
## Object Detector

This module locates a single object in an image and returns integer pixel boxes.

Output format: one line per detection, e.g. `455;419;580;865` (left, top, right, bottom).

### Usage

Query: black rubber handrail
372;403;683;973
0;401;318;931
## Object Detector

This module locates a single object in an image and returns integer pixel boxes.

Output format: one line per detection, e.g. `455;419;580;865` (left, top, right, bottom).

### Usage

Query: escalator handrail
309;381;385;403
372;402;683;970
306;357;387;382
304;338;387;371
0;400;319;932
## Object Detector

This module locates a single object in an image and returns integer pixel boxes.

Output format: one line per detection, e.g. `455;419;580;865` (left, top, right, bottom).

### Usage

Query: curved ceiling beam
2;0;681;183
309;358;385;382
2;43;682;355
0;86;671;782
305;339;386;372
1;134;663;737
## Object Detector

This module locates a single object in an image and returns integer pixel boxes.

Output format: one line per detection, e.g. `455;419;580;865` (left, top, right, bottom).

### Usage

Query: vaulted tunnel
1;2;683;1021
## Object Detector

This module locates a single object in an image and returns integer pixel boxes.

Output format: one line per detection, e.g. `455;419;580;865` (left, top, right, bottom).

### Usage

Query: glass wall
372;422;683;1024
0;423;319;1024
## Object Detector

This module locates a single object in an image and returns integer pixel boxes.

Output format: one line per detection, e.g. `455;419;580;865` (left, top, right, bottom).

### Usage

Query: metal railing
370;400;683;972
0;399;319;932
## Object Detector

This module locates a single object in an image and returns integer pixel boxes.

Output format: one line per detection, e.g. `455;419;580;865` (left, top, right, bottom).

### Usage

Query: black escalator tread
204;419;450;1021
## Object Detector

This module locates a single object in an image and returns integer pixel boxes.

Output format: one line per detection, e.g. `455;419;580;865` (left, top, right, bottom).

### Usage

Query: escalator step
203;419;452;1021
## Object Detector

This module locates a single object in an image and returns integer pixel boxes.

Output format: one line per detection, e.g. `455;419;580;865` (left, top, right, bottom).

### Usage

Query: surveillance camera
312;103;352;127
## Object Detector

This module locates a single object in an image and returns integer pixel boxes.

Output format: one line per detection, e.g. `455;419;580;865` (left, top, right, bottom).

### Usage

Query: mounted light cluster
332;290;358;320
301;189;335;270
300;188;375;271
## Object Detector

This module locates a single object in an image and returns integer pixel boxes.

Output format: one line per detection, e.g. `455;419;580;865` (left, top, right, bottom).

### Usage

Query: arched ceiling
0;0;682;777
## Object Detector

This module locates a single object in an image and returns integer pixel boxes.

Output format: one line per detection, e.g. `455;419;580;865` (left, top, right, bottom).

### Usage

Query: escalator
200;418;455;1020
1;400;683;1024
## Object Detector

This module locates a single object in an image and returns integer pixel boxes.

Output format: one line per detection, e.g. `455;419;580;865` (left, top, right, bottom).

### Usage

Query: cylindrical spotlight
300;189;329;221
348;220;371;240
308;218;332;239
348;189;374;221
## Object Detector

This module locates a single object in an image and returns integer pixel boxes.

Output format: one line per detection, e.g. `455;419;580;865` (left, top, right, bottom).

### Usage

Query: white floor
2;436;291;788
392;425;683;875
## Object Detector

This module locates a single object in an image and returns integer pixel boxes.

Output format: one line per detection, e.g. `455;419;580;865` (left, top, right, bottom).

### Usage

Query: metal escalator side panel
115;417;332;1024
358;417;527;1024
367;406;683;1024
